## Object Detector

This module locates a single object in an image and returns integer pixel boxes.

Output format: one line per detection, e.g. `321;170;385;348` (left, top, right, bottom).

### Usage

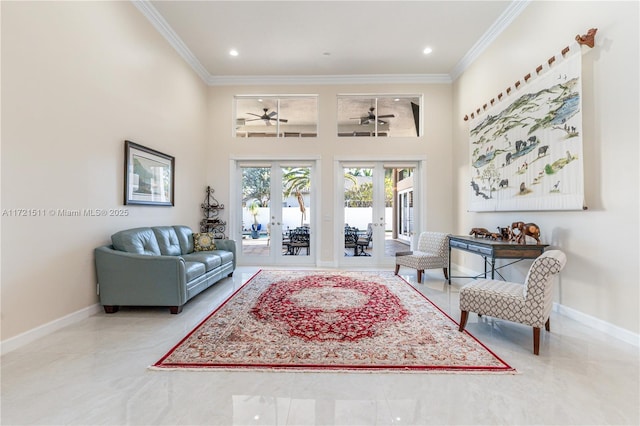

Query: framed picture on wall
124;140;175;206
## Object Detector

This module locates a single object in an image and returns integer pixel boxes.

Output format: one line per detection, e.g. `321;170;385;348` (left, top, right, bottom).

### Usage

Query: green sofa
95;225;235;314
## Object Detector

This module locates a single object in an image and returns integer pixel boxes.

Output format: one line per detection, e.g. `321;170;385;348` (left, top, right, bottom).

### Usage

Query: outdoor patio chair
284;227;310;255
355;224;373;256
344;226;360;256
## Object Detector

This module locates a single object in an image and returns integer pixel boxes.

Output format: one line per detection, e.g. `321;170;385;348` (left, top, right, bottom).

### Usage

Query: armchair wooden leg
443;267;449;280
417;270;423;283
394;264;400;275
458;311;469;332
533;327;541;355
545;318;550;332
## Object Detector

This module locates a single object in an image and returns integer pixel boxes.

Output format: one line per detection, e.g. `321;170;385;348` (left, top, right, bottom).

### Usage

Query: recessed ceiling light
229;49;239;57
423;47;433;55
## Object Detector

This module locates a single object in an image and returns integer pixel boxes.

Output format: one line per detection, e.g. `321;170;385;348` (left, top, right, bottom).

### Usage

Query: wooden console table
448;235;548;284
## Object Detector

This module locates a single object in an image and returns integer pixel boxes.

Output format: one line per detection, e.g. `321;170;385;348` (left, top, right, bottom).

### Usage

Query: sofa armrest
214;239;237;270
94;246;187;307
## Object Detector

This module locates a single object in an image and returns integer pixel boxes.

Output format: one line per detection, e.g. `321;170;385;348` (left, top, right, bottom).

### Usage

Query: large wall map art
469;49;585;211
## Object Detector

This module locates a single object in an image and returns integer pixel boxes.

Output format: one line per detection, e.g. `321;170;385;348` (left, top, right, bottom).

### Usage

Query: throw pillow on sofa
193;232;216;251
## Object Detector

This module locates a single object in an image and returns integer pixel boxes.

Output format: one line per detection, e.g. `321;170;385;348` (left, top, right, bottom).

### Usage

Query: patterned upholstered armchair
394;232;449;283
458;250;567;355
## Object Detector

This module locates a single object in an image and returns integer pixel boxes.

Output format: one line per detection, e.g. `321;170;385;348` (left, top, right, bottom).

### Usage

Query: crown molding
131;0;211;83
208;74;452;86
449;0;531;81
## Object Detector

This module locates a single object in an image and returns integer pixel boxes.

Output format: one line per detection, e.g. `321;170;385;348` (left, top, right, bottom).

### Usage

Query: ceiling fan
245;108;288;124
352;107;395;125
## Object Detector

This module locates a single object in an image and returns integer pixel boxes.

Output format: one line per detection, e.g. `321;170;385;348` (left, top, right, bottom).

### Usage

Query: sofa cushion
173;225;194;254
208;249;234;265
152;226;181;256
184;261;206;282
182;252;222;272
193;232;217;252
111;227;161;255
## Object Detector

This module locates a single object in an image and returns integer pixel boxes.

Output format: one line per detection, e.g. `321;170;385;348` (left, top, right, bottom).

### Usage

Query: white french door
337;161;419;268
233;160;316;266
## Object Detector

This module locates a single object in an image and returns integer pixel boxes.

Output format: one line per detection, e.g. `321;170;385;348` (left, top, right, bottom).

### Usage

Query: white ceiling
139;0;529;85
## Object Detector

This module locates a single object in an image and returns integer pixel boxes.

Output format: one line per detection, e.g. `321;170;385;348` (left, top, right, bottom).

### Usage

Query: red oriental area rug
152;270;514;373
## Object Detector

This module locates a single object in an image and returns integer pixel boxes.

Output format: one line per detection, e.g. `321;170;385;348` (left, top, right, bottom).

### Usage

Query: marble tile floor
1;266;638;425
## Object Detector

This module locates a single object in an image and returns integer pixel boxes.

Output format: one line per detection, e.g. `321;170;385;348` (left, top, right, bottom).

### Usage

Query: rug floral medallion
153;271;514;373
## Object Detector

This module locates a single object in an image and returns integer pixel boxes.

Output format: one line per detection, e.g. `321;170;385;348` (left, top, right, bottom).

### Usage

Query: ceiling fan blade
277;118;288;123
246;113;263;118
245;118;262;122
267;111;277;118
377;114;395;118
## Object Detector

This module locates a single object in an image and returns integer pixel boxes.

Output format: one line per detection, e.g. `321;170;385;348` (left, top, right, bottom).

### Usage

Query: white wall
452;1;639;333
1;2;209;340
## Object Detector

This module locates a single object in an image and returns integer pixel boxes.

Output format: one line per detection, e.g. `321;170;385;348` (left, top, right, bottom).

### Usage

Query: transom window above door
234;95;318;138
337;94;422;137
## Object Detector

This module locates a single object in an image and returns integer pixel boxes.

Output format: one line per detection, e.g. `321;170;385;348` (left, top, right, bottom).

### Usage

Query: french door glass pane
241;167;271;257
391;167;415;247
343;167;374;257
281;166;311;257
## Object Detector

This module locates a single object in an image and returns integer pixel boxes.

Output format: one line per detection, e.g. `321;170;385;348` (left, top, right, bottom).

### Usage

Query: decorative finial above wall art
575;28;598;48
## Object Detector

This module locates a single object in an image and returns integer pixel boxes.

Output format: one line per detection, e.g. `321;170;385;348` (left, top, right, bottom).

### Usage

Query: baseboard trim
317;260;338;269
553;302;639;347
1;303;102;356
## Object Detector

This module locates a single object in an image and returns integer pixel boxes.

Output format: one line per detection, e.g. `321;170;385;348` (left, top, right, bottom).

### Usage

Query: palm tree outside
282;167;311;227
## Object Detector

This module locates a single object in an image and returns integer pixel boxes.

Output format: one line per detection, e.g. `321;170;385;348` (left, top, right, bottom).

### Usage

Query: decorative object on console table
510;221;541;244
469;227;491;238
498;226;513;241
200;186;226;239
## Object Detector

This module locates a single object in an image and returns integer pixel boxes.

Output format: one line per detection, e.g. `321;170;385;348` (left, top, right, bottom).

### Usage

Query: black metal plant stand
200;186;226;239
